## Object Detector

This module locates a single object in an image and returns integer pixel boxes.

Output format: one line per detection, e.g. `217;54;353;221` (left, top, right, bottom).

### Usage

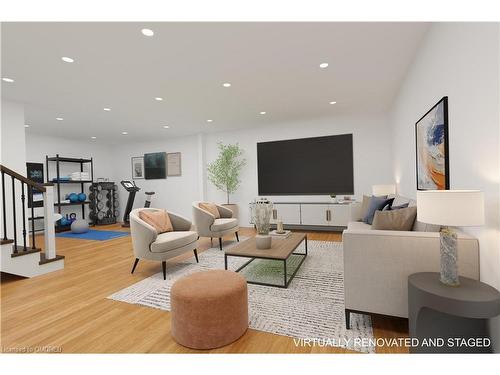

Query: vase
222;203;239;219
250;200;273;235
256;234;272;249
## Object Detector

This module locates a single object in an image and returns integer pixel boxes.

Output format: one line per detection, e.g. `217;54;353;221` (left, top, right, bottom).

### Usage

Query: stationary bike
120;180;155;227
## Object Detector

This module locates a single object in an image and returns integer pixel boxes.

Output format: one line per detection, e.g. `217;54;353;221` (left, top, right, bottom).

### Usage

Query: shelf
51;180;93;184
55;201;91;207
46;156;92;163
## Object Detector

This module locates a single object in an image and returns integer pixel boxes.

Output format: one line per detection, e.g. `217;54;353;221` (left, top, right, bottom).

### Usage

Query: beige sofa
342;195;480;326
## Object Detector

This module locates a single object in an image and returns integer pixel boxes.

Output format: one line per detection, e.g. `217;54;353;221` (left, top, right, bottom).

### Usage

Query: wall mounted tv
257;134;354;195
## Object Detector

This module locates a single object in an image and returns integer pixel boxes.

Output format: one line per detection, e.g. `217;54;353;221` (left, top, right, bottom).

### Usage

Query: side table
408;272;500;353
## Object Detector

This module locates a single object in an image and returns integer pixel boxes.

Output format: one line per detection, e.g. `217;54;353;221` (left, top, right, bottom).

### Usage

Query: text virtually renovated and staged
1;19;500;363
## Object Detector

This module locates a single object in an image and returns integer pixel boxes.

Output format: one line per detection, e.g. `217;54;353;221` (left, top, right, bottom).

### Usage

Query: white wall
110;135;201;221
390;23;500;349
205;114;393;225
1;99;27;242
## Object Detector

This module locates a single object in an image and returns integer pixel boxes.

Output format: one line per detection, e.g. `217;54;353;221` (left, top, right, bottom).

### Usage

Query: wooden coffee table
224;233;308;288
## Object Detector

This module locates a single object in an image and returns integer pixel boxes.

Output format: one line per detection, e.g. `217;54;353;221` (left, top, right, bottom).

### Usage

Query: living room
1;1;500;372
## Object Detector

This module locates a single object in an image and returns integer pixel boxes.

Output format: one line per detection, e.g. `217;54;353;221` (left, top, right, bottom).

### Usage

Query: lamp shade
372;184;396;196
417;190;484;227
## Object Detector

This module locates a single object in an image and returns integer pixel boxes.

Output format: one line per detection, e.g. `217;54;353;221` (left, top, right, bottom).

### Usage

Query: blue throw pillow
363;196;393;225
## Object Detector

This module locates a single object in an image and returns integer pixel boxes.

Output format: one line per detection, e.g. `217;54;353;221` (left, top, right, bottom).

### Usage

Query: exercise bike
120;180;155;227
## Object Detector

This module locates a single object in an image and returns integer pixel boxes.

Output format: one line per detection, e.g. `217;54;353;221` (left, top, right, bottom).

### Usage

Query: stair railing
0;164;57;259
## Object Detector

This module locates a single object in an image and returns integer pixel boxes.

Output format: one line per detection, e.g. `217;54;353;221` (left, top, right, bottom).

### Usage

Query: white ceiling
1;22;429;142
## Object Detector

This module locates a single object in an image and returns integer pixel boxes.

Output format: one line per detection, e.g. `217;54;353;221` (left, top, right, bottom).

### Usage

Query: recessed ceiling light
223;83;231;87
155;97;163;101
329;101;337;105
141;28;154;37
122;131;128;135
163;125;170;129
61;56;74;63
56;117;64;121
103;107;111;111
2;77;14;83
24;124;30;128
206;119;213;123
319;63;329;69
91;136;97;139
260;111;266;115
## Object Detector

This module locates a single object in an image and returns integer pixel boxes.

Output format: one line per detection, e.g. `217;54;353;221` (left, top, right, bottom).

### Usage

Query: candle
277;220;284;233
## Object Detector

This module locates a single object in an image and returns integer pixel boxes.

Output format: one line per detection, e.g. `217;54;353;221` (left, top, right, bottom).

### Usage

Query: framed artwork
26;162;44;208
415;96;450;190
131;157;144;179
144;152;167;179
167;152;182;176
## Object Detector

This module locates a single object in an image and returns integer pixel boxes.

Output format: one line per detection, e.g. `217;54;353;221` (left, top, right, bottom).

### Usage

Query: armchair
129;208;199;280
192;202;239;250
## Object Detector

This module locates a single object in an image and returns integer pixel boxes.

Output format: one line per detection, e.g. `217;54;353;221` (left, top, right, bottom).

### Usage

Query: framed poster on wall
144;152;167;179
131;156;144;179
415;96;450;190
167;152;182;176
26;162;44;208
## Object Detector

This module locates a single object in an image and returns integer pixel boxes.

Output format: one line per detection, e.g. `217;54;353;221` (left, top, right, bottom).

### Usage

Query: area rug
56;229;129;241
108;238;374;353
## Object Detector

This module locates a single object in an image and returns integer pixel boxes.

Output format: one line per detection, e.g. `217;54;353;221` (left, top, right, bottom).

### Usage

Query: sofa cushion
389;202;409;210
347;221;372;230
360;195;371;220
363;196;393;225
412;220;441;232
150;230;198;253
139;209;173;234
372;206;417;231
199;202;221;219
211;218;238;232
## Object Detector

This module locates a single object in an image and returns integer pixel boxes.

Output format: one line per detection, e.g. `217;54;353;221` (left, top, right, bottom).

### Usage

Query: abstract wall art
415;96;449;190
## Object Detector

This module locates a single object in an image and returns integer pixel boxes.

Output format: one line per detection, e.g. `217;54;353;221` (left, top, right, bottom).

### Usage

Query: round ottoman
171;270;248;349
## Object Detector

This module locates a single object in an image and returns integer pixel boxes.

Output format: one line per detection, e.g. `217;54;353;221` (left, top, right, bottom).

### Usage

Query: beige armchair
192;202;239;250
130;208;199;280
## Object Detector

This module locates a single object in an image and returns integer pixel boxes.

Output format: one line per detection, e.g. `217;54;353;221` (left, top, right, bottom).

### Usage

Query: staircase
1;164;64;277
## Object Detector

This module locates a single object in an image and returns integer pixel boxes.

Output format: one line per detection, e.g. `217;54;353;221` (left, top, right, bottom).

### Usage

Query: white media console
253;201;359;231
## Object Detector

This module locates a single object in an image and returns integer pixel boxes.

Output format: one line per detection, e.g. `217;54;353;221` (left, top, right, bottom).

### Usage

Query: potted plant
207;142;246;218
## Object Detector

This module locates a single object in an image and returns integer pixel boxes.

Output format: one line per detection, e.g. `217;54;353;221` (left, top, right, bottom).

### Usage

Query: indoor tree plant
207;142;246;217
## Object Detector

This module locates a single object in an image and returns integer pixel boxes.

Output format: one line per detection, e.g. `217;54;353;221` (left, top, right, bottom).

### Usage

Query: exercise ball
71;219;89;234
78;193;87;202
68;193;79;203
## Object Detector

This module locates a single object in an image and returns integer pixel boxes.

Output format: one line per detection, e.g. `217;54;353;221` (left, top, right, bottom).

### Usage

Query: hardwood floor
0;224;408;354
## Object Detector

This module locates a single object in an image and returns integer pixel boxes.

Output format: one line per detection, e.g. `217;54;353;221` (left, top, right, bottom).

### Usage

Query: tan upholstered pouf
170;270;248;349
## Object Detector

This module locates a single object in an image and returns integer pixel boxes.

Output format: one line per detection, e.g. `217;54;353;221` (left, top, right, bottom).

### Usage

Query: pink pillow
139;209;173;233
199;202;220;218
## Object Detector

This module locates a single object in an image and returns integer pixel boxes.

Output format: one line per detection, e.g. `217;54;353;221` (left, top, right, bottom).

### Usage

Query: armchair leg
210;237;213;246
235;231;239;242
131;258;140;274
345;309;351;330
193;249;199;263
219;237;223;251
162;261;167;280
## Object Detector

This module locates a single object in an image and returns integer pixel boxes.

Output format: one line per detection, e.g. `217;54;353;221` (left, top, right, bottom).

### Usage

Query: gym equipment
71;219;89;234
120;180;155;227
69;212;77;223
78;193;87;202
68;193;79;203
89;181;119;225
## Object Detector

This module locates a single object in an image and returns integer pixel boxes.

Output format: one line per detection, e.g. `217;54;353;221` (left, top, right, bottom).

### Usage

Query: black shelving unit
46;155;94;232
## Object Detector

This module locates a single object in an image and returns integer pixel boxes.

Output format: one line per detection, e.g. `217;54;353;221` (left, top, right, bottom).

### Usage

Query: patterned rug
108;238;374;353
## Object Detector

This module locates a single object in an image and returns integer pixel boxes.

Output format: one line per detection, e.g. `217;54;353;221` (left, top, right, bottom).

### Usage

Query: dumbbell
97;201;105;210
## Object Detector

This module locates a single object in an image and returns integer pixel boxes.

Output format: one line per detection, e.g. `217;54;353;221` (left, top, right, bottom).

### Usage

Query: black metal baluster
21;182;27;251
11;176;17;253
2;171;7;241
29;186;36;249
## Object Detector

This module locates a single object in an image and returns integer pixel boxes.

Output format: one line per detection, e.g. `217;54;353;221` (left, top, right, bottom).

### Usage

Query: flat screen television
257;134;354;195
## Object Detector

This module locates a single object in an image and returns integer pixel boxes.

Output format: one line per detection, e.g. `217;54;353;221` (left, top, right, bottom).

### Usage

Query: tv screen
257;134;354;195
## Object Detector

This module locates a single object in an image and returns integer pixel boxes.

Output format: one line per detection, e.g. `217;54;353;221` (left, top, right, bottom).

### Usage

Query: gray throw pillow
372;206;417;231
389;203;409;210
362;195;390;225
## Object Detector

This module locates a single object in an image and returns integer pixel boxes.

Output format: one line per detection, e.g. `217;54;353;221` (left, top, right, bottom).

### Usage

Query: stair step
11;246;42;257
39;254;65;265
1;239;14;245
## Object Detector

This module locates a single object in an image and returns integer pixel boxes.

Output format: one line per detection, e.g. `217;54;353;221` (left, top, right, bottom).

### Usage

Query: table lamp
416;190;484;286
372;184;396;197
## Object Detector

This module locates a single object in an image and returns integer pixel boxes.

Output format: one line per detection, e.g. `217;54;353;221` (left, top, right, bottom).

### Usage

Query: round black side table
408;272;500;353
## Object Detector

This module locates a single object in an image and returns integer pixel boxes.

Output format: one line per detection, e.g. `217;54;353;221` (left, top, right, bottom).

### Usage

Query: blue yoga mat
56;229;130;241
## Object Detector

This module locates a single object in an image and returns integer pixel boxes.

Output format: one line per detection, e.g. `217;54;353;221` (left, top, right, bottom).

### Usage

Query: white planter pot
255;234;272;249
222;203;239;219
